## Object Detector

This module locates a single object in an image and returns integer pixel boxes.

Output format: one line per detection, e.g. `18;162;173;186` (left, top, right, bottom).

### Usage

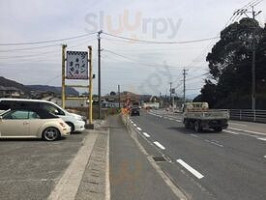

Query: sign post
62;47;94;129
61;44;67;109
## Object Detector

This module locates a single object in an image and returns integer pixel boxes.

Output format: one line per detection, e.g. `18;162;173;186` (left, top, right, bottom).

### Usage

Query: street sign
66;51;88;79
170;88;175;94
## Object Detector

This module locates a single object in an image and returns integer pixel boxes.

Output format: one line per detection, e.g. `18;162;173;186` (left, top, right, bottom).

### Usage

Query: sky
0;0;265;98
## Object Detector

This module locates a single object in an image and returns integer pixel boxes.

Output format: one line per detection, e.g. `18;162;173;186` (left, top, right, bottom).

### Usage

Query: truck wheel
214;127;222;132
194;121;202;133
184;120;190;129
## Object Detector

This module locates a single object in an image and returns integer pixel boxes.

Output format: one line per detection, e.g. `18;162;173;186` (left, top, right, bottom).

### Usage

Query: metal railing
229;109;266;123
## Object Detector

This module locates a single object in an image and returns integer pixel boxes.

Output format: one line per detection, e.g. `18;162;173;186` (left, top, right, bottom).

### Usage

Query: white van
0;98;85;132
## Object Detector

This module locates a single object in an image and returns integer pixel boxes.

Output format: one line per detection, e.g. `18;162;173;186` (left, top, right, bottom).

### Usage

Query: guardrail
169;108;266;123
229;109;266;123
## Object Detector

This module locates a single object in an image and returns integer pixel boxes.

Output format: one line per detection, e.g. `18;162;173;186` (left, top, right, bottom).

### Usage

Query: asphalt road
129;110;266;200
109;116;179;200
0;131;87;200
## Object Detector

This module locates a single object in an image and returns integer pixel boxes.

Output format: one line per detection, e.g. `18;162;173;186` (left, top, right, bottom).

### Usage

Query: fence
229;109;266;123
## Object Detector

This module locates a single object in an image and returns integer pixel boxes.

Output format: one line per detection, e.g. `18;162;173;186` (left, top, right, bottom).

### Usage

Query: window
3;110;29;120
28;111;40;119
41;103;65;116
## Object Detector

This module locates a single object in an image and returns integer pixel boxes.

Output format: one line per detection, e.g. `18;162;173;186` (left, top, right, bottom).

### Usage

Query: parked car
0;98;85;132
0;108;71;141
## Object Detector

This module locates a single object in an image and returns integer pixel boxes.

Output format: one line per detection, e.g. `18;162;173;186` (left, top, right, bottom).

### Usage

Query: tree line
194;18;266;109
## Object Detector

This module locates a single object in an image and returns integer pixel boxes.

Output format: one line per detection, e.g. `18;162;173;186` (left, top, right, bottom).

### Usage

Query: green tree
195;18;266;109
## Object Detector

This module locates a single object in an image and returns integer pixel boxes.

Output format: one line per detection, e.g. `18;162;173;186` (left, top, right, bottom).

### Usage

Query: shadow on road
167;126;222;134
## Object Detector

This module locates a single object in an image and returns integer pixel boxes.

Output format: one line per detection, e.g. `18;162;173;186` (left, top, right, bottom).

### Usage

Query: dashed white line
190;134;199;138
206;140;224;148
264;155;266;159
176;159;204;179
176;120;182;122
257;138;266;141
153;141;166;150
133;124;137;127
142;132;150;138
137;127;142;131
223;130;239;135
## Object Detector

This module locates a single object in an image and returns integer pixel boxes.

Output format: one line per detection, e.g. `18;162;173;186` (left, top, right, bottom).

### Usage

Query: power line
0;37;97;53
0;32;97;46
102;32;219;45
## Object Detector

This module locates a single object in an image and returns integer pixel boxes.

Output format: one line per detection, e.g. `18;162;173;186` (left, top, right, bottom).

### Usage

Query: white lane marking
257;138;266;141
142;132;150;138
190;134;199;138
229;128;265;136
137;127;142;131
176;120;182;122
223;130;239;135
177;159;204;179
204;139;224;148
153;141;166;150
230;123;247;127
133;124;137;127
264;155;266;159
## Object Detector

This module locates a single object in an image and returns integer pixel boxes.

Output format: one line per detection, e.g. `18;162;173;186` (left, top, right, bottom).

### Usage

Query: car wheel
42;127;60;141
194;121;202;133
66;122;74;132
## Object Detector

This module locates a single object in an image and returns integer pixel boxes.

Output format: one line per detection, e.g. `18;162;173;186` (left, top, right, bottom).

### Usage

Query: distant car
0;109;71;141
130;107;140;116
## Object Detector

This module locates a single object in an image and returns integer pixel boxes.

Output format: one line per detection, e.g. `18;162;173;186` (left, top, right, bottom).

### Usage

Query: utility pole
118;84;121;110
183;69;187;105
61;44;67;109
234;4;261;110
169;82;172;105
98;30;102;118
251;6;261;110
88;46;94;129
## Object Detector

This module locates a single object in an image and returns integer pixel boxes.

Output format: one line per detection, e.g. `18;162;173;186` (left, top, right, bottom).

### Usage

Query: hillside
27;85;79;96
0;76;30;94
0;76;79;97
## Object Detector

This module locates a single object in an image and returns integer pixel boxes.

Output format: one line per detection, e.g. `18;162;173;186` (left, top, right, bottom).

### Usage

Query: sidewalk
48;116;184;200
108;115;181;200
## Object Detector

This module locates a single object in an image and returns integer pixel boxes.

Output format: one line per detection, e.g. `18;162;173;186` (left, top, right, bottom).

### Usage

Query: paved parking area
0;131;88;200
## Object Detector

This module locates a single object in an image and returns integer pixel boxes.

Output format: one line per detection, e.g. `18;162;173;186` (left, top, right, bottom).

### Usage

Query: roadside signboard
66;51;88;79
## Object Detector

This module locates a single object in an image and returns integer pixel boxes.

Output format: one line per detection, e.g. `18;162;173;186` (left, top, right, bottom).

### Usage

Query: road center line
257;137;266;141
133;124;137;127
142;132;150;138
153;141;166;150
137;127;142;131
176;159;204;179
